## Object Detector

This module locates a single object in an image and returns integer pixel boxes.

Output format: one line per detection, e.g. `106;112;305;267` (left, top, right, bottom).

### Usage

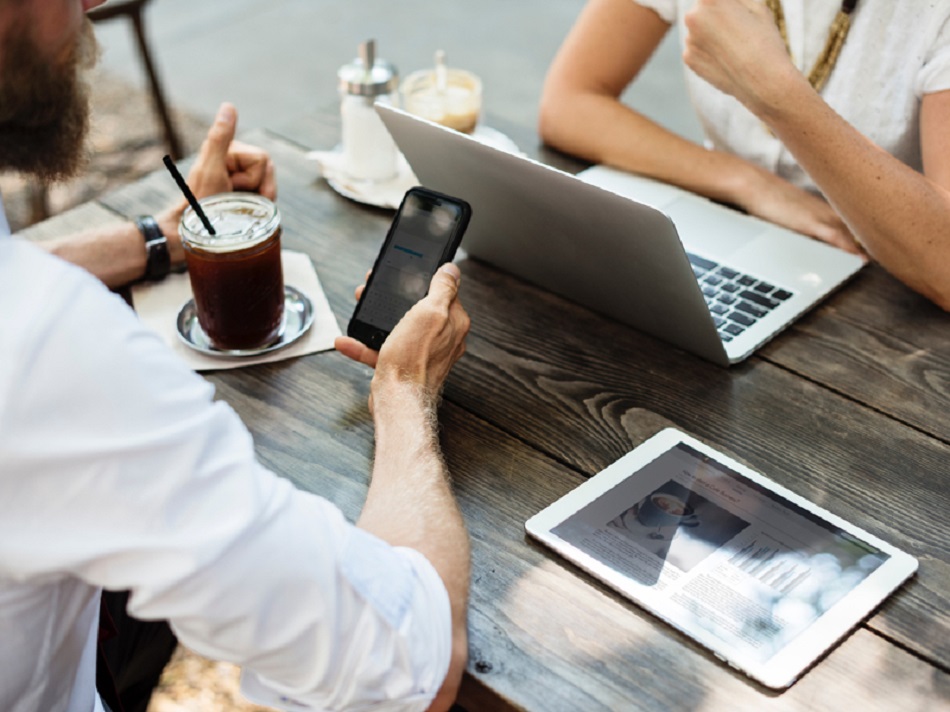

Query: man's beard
0;18;98;182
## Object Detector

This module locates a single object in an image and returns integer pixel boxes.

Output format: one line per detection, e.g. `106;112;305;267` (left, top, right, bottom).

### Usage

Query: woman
539;0;950;309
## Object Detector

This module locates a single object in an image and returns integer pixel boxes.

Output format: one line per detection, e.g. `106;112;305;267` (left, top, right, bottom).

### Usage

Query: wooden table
23;110;949;711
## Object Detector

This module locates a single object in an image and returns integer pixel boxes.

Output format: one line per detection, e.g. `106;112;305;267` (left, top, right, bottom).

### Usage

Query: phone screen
352;189;468;336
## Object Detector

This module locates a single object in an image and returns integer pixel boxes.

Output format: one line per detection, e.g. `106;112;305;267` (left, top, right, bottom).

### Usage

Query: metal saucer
176;285;315;358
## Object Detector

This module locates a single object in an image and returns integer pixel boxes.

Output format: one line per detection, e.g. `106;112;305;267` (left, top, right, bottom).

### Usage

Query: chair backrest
87;0;151;23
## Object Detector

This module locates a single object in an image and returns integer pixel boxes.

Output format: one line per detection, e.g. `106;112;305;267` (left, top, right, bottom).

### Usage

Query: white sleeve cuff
633;0;677;25
239;539;453;712
917;13;950;95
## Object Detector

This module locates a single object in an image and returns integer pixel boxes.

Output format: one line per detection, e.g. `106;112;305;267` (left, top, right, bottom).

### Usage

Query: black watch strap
136;215;171;282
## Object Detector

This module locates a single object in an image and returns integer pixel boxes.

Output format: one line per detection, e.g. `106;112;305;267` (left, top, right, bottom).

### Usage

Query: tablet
525;428;918;689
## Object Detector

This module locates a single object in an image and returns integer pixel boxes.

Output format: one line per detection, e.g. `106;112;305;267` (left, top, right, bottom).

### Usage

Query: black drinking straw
162;154;216;235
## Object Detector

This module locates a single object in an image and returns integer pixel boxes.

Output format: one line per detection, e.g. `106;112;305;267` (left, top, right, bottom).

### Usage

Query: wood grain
269;112;950;444
76;122;950;709
92;129;950;667
14;201;125;241
448;257;950;661
204;349;949;712
760;265;950;442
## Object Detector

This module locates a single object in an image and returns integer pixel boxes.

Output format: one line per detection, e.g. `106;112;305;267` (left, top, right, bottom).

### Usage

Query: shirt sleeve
916;9;950;95
0;248;451;711
632;0;677;25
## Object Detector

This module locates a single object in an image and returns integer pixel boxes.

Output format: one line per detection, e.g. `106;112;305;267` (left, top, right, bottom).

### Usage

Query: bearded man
0;3;472;712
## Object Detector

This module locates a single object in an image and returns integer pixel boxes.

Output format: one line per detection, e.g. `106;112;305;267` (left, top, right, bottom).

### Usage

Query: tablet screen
545;438;892;666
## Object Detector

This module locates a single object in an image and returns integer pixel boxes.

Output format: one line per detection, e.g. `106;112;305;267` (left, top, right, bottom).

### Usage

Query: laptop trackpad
666;197;767;258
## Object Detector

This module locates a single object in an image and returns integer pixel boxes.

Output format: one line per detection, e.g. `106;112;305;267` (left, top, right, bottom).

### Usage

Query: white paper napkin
307;149;417;210
132;250;341;371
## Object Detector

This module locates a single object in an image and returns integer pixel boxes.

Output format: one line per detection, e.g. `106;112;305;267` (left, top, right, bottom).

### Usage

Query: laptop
376;105;865;366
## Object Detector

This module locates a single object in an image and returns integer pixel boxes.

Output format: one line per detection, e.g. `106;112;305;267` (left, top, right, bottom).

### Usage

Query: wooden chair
88;0;184;161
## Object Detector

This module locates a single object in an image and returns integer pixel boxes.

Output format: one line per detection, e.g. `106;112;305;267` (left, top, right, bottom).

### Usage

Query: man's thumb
202;102;238;158
427;262;461;305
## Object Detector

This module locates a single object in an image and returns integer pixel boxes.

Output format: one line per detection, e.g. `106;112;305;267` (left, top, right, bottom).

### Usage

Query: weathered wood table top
22;109;949;712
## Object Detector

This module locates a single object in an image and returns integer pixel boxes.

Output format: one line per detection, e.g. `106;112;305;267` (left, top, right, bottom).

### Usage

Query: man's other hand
186;102;277;201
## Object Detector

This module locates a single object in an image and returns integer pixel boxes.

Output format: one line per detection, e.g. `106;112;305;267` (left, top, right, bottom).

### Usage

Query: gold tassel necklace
765;0;860;92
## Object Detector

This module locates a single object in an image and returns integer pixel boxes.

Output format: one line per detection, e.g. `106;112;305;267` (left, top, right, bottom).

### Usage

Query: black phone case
347;186;472;350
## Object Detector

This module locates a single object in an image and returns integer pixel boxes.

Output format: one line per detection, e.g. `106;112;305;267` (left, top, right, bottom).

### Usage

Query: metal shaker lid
338;39;398;96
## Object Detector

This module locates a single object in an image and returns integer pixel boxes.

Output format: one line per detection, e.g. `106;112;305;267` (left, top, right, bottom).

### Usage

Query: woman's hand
737;165;865;255
683;0;801;116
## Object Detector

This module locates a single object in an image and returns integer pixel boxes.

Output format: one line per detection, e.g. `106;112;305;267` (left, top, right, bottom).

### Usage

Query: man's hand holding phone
346;187;472;351
335;263;471;409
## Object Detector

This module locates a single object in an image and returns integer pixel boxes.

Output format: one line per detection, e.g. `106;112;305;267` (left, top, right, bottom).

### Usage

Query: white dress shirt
0;229;451;712
634;0;950;192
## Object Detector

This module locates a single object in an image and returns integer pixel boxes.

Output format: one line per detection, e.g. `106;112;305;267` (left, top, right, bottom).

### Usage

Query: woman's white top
634;0;950;192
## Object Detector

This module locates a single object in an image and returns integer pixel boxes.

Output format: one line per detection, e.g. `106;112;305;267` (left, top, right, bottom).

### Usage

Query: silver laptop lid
377;104;730;366
578;166;866;362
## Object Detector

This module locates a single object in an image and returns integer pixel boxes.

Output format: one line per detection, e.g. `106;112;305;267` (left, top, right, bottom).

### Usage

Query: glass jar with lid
180;193;284;350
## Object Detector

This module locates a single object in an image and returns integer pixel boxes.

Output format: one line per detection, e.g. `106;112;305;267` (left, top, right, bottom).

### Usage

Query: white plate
324;152;417;210
470;125;522;154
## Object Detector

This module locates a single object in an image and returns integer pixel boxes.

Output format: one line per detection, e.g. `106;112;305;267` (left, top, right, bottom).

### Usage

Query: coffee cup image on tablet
636;493;700;534
607;481;751;571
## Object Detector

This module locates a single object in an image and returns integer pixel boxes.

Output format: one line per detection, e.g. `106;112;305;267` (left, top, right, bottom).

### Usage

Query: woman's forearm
757;74;950;308
539;0;764;207
540;87;759;206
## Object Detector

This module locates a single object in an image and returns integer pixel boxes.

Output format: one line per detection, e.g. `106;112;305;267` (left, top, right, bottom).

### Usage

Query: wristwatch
135;215;171;281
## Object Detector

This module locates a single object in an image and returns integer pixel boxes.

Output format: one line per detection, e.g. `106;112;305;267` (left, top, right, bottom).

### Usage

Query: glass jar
401;66;482;134
180;193;284;350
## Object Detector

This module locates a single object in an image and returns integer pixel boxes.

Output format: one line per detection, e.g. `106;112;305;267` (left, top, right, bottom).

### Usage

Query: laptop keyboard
687;253;794;343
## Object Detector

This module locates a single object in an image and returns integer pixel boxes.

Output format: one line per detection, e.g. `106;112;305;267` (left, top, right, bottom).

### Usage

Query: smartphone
347;187;472;350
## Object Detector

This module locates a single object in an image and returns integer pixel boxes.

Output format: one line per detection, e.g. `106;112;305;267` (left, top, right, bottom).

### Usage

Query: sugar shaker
338;39;399;182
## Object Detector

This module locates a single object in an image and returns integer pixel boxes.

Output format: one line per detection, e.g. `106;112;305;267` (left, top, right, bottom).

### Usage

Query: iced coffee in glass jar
180;193;284;351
